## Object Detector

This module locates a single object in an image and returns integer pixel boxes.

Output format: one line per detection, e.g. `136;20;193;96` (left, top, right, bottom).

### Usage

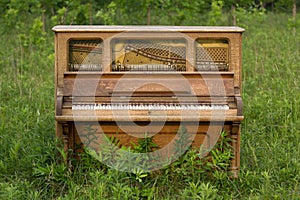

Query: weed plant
0;13;299;199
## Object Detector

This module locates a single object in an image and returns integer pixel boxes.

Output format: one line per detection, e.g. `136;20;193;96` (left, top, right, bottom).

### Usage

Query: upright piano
53;26;244;176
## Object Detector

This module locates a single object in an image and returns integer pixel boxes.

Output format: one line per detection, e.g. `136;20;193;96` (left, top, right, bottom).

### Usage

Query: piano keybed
72;103;229;111
60;100;239;122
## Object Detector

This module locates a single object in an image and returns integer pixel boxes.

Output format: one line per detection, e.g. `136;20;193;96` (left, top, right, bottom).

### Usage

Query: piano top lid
52;25;245;33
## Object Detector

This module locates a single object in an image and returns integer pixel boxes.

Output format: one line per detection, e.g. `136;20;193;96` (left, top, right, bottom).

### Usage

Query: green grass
240;13;300;199
0;13;299;199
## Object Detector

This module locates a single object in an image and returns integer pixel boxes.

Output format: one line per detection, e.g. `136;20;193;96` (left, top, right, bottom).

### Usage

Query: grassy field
0;13;299;199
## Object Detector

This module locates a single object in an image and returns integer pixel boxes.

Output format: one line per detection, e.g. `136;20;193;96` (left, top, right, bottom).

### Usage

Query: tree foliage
0;0;297;36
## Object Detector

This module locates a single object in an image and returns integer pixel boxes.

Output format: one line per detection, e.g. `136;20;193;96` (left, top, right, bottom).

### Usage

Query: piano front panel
70;121;232;152
62;121;240;177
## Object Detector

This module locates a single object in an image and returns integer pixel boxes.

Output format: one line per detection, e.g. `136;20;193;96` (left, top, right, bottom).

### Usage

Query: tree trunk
42;5;46;32
89;3;93;25
293;0;297;34
147;5;151;25
232;5;236;26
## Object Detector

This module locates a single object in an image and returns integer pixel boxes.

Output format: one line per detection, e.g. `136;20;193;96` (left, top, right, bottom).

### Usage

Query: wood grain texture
63;73;235;97
54;26;244;176
52;25;245;33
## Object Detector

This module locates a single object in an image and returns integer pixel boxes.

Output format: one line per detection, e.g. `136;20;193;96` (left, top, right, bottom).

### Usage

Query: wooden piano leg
56;122;76;168
61;122;75;165
62;123;70;164
230;122;241;178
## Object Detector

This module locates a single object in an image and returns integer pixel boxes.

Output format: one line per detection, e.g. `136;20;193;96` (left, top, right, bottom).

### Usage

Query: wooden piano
53;26;244;176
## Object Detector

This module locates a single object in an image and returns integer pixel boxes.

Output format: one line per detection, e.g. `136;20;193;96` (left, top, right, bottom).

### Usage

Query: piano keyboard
72;103;229;111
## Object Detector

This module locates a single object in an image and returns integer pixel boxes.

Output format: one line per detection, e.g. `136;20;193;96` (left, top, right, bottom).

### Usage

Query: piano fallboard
62;72;235;97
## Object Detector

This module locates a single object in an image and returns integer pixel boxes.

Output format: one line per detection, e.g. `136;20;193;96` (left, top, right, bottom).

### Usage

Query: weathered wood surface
53;26;244;177
52;25;245;33
62;72;235;97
